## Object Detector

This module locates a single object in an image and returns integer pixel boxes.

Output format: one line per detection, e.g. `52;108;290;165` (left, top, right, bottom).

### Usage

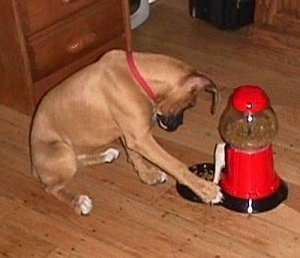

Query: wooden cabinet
0;0;131;115
249;0;300;54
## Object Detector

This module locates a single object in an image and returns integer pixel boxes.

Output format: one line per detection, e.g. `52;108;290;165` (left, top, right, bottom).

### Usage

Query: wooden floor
1;1;300;257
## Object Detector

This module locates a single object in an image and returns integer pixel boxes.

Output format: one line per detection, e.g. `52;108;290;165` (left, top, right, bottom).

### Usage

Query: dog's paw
139;167;168;185
201;183;223;204
103;148;120;163
211;187;223;204
74;195;93;215
156;170;168;184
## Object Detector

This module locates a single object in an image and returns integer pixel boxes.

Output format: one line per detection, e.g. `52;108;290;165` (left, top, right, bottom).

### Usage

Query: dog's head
155;72;219;132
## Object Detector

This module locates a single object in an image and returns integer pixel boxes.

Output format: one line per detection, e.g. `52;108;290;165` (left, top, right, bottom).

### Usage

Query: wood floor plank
154;189;300;258
5;205;143;258
0;220;55;258
1;0;300;256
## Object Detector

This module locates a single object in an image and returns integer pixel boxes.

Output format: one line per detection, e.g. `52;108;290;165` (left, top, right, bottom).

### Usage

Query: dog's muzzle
156;110;185;132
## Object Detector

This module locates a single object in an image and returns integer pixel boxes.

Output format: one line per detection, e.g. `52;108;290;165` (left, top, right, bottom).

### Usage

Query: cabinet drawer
27;0;125;81
19;0;99;35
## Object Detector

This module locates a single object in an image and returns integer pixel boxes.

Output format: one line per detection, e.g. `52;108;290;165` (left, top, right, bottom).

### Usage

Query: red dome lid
232;85;270;113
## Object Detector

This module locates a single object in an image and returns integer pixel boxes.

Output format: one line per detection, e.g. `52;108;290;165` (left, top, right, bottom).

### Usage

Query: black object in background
189;0;255;30
130;0;141;14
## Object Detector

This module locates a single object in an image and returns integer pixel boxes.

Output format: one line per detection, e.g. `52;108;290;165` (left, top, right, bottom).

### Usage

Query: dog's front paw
139;167;168;185
74;195;93;215
200;182;223;204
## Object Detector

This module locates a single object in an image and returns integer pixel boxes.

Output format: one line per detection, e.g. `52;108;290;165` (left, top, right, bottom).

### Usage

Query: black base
189;0;255;30
222;180;288;214
176;163;288;214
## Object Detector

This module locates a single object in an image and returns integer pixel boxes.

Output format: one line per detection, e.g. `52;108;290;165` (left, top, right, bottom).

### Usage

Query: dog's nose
156;110;185;132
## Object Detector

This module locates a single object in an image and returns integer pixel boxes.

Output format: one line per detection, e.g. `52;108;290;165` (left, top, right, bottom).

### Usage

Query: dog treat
224;115;277;150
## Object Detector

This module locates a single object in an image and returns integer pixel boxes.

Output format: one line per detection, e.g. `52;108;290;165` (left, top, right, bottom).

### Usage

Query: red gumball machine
214;85;288;213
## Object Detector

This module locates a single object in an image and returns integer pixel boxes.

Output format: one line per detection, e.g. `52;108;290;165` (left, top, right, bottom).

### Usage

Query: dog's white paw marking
160;172;168;183
211;190;223;204
103;148;120;163
77;195;93;215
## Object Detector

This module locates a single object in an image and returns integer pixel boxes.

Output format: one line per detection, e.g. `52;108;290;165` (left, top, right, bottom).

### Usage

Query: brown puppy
30;50;222;215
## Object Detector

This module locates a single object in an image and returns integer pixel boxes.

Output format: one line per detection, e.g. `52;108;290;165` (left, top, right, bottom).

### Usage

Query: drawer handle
67;33;97;54
62;0;78;4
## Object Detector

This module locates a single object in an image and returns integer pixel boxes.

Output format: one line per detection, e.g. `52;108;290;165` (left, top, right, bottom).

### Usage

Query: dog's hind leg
77;148;120;167
31;141;92;215
124;147;168;185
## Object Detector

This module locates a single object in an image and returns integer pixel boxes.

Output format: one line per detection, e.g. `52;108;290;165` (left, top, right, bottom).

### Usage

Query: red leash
126;51;156;102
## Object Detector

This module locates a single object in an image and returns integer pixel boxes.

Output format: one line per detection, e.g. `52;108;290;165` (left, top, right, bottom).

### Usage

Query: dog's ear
184;72;220;114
